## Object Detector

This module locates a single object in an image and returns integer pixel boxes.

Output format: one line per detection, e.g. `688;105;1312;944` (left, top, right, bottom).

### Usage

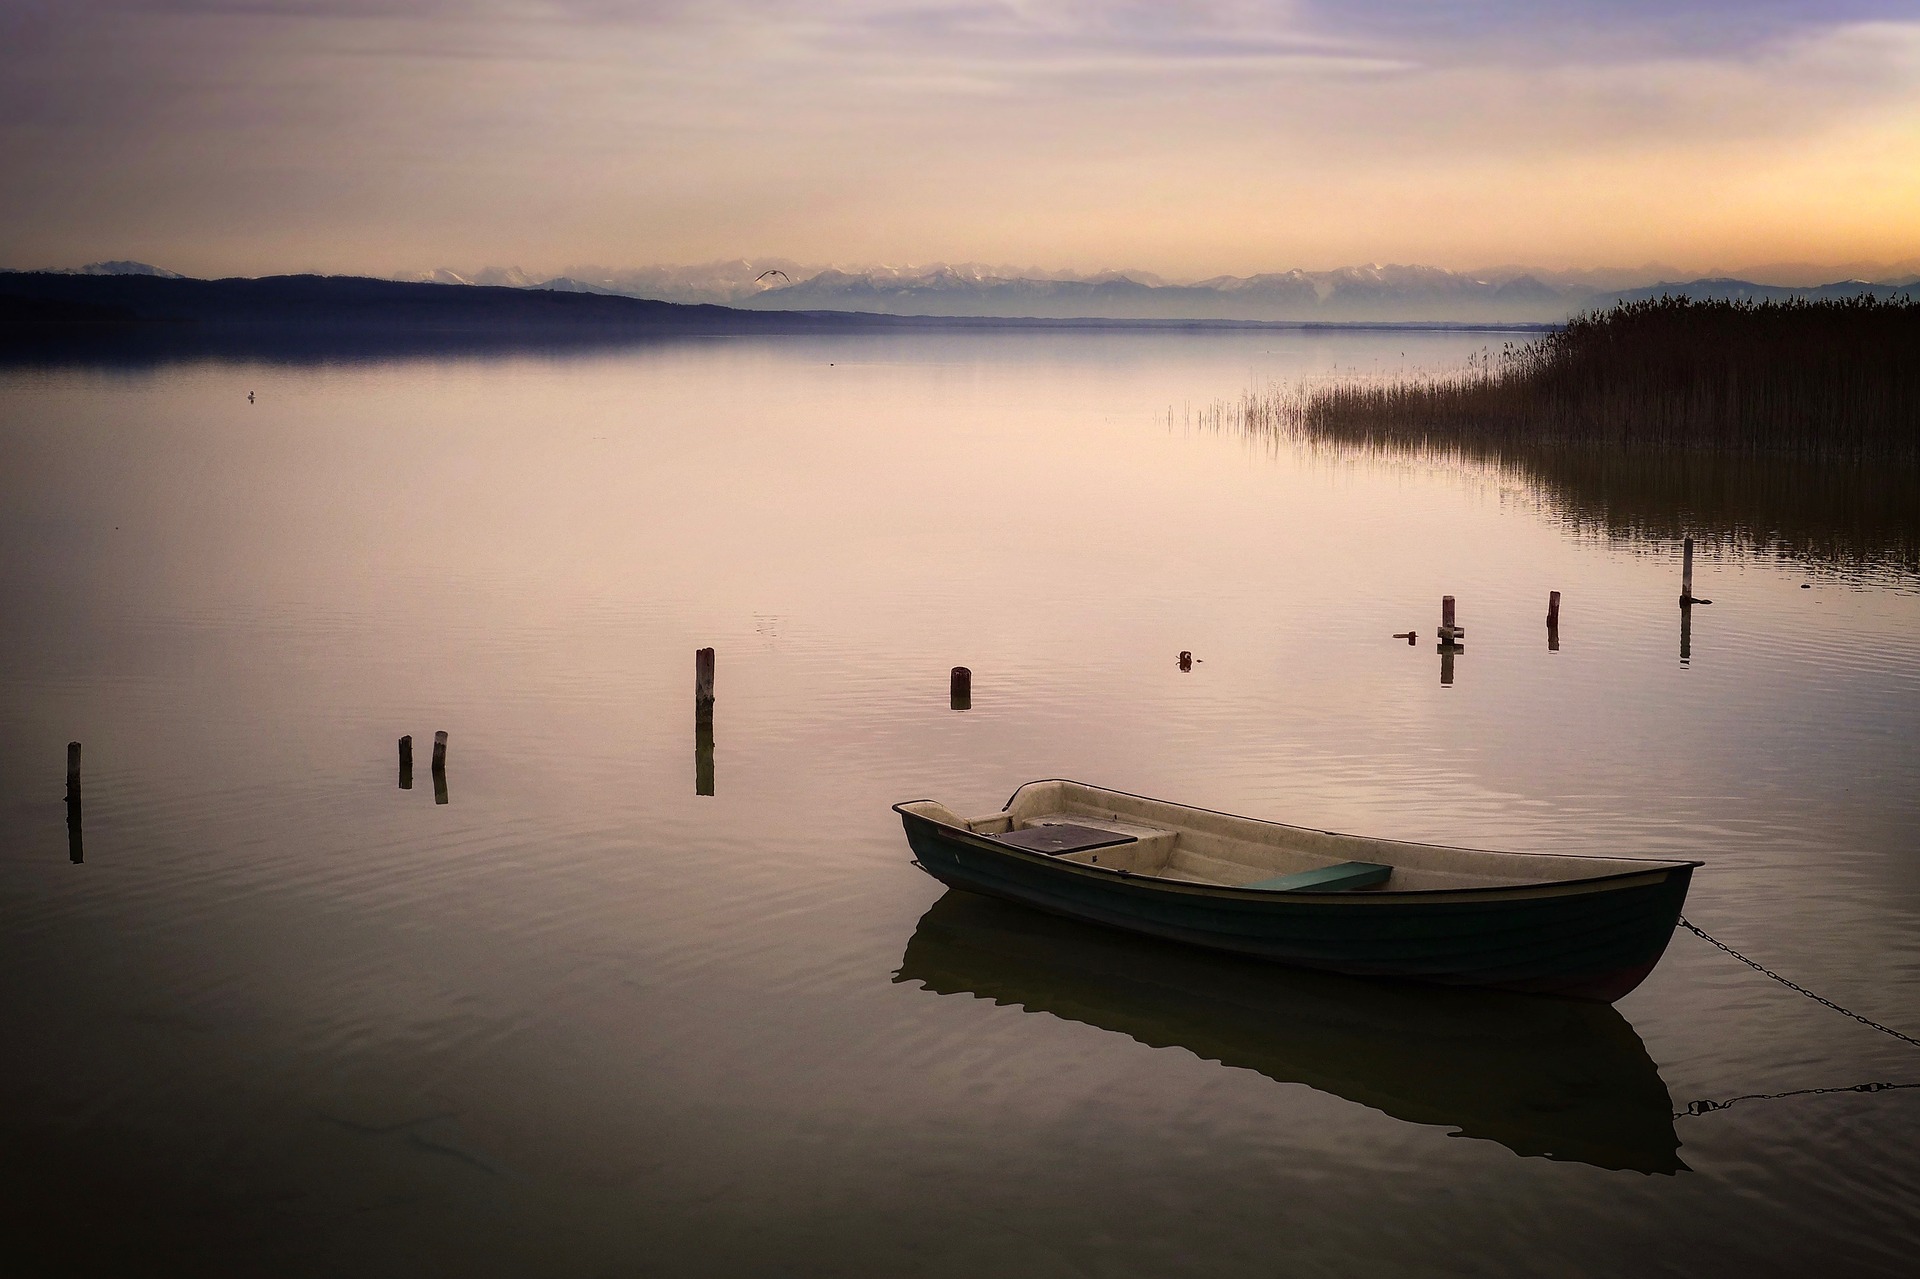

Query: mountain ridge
5;266;1914;337
411;260;1920;323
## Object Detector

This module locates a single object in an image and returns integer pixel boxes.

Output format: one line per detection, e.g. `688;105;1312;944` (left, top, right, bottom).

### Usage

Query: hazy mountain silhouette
4;268;1912;360
0;260;185;279
457;260;1920;323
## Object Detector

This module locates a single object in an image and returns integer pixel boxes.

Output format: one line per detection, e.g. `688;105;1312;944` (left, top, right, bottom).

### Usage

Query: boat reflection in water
896;890;1685;1175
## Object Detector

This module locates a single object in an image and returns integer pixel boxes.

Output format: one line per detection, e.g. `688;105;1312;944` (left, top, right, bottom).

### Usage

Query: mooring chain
1678;917;1920;1049
1675;1080;1920;1120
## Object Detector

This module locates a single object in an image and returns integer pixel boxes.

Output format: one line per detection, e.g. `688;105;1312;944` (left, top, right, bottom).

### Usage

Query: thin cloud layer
4;2;1917;276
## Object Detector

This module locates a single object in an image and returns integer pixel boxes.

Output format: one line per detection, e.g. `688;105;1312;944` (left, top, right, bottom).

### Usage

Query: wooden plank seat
1242;861;1392;893
991;823;1138;856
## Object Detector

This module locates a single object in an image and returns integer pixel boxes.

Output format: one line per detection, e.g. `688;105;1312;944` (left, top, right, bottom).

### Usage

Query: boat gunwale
892;778;1703;903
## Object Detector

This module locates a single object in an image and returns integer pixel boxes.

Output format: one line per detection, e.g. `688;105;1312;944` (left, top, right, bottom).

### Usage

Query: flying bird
756;270;791;285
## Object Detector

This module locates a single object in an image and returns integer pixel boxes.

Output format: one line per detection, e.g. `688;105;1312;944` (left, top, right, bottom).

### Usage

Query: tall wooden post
696;648;716;795
398;735;413;790
950;666;972;711
1681;538;1695;605
1547;591;1561;652
431;731;448;805
1437;596;1463;682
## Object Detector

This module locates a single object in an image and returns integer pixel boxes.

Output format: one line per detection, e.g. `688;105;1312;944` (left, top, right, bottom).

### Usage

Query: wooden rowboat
894;780;1699;1002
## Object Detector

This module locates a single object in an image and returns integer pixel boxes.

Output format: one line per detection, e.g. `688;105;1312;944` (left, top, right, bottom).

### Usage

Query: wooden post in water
431;731;448;805
1547;591;1561;652
696;648;716;713
950;666;972;711
1436;596;1463;684
1178;651;1193;672
1681;538;1695;604
65;742;83;864
398;735;413;790
696;648;716;795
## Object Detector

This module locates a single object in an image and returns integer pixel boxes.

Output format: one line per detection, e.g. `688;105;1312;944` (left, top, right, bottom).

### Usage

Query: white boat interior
900;780;1690;893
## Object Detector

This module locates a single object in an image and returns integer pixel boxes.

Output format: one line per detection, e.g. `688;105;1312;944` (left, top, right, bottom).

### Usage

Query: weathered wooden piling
696;648;716;714
696;649;717;794
65;742;83;864
1681;538;1694;604
398;735;413;790
1436;597;1463;683
950;666;972;711
431;731;448;804
1548;591;1561;651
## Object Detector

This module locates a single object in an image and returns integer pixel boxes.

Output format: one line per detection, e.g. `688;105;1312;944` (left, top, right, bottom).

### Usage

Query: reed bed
1291;297;1920;462
1190;298;1920;571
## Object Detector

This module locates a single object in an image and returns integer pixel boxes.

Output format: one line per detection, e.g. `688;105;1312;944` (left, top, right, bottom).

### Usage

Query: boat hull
901;812;1693;1002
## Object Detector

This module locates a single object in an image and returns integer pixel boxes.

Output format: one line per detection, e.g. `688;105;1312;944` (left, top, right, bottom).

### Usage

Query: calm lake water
3;330;1918;1276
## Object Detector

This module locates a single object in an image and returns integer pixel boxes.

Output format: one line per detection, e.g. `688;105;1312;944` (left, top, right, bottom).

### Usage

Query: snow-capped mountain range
13;258;1916;323
407;259;1920;322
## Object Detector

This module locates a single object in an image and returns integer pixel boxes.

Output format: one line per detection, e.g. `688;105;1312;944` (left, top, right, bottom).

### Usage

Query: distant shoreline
0;272;1552;344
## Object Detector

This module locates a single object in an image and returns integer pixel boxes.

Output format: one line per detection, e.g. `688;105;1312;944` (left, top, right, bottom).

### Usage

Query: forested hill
0;271;896;332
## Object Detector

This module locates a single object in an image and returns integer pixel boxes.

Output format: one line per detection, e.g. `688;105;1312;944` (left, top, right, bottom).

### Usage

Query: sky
3;1;1918;280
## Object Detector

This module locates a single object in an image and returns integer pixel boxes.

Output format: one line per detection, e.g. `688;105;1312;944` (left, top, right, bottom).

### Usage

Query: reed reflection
1515;446;1920;573
1242;415;1920;575
896;890;1684;1174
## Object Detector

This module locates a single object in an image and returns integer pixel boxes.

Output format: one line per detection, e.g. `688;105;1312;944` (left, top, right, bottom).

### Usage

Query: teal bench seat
1241;861;1392;893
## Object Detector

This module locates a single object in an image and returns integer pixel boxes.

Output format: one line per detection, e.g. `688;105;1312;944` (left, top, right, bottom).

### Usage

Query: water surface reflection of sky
1;332;1916;1276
